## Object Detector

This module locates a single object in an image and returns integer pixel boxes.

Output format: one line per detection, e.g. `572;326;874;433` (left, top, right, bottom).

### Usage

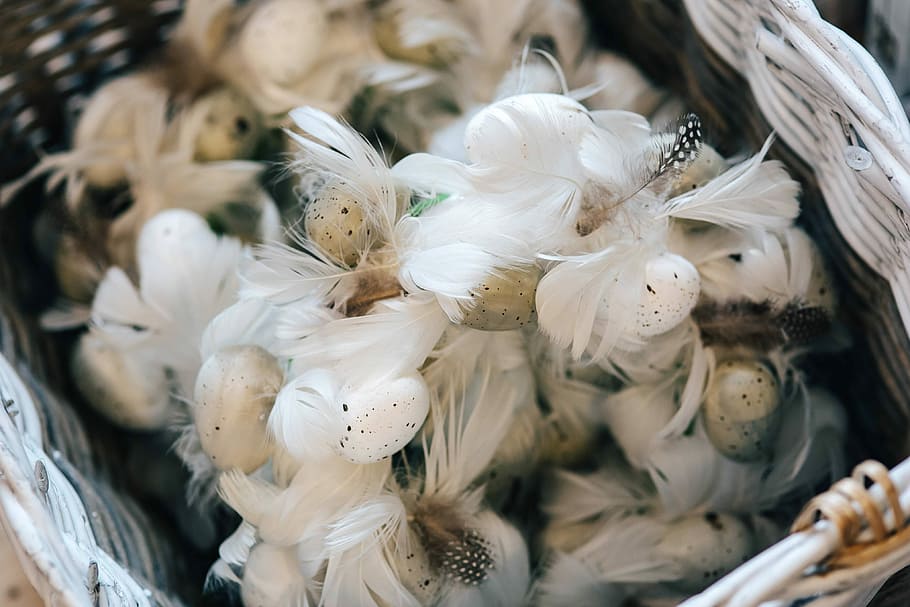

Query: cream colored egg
72;334;171;430
460;265;541;331
304;182;369;267
669;144;726;197
373;12;452;68
192;88;262;162
703;360;781;462
193;345;284;472
241;0;328;85
634;253;700;338
333;372;430;464
241;543;302;607
74;76;161;189
655;512;754;593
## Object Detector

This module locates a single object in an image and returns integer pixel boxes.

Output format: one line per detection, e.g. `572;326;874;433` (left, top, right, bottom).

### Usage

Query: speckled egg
655;512;754;593
193;345;284;472
332;372;430;464
192;88;262;162
304;182;369;267
394;529;441;604
460;265;541;331
634;253;700;337
669;144;726;197
241;543;302;607
241;0;327;86
804;241;836;313
703;360;781;462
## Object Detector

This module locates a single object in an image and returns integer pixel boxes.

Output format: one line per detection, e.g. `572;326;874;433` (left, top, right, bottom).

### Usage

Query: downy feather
536;241;650;360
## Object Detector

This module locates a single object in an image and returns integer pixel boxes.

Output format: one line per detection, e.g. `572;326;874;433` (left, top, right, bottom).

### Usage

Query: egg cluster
5;1;849;605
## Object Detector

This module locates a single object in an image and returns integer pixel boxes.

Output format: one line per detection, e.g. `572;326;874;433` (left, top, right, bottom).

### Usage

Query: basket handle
681;458;910;607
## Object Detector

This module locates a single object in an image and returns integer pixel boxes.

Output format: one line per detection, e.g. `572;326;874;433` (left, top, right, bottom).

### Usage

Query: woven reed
2;0;910;606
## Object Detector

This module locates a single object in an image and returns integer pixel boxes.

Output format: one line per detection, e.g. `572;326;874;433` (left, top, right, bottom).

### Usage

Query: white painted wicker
682;0;910;605
3;0;910;606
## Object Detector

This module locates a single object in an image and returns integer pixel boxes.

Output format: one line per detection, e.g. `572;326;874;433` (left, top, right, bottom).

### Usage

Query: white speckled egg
72;334;171;430
304;182;369;267
655;512;754;593
460;265;541;331
240;0;327;86
634;253;700;337
703;360;781;462
669;144;726;197
192;88;262;162
193;345;284;472
332;372;430;464
393;529;441;604
241;543;302;607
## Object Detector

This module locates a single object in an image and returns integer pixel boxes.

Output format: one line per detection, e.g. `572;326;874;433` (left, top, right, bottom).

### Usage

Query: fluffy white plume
658;135;800;231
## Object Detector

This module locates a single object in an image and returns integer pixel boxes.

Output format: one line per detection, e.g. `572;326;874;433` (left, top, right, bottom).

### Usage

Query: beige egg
304;182;370;266
192;88;262;162
655;512;754;593
72;334;171;430
240;0;328;85
193;345;284;472
373;12;453;68
703;360;781;462
460;265;541;331
669;144;726;197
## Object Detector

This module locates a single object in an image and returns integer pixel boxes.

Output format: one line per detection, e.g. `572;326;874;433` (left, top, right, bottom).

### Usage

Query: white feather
658;135;800;231
542;465;653;525
657;328;712;440
439;510;530;607
200;297;279;361
280;293;449;382
218;458;390;547
288;106;401;240
602;380;677;468
239;241;350;305
572;516;682;583
578;109;653;196
536;551;627;607
536;242;650;360
269;369;341;463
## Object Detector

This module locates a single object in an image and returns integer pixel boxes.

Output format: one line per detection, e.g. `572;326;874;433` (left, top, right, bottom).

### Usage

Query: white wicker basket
684;0;910;605
2;0;910;606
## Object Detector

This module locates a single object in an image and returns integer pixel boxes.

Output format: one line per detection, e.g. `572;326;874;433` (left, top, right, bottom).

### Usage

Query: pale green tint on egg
703;360;781;462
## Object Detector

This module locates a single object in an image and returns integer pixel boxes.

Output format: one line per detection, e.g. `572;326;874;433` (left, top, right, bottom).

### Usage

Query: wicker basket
2;0;910;605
